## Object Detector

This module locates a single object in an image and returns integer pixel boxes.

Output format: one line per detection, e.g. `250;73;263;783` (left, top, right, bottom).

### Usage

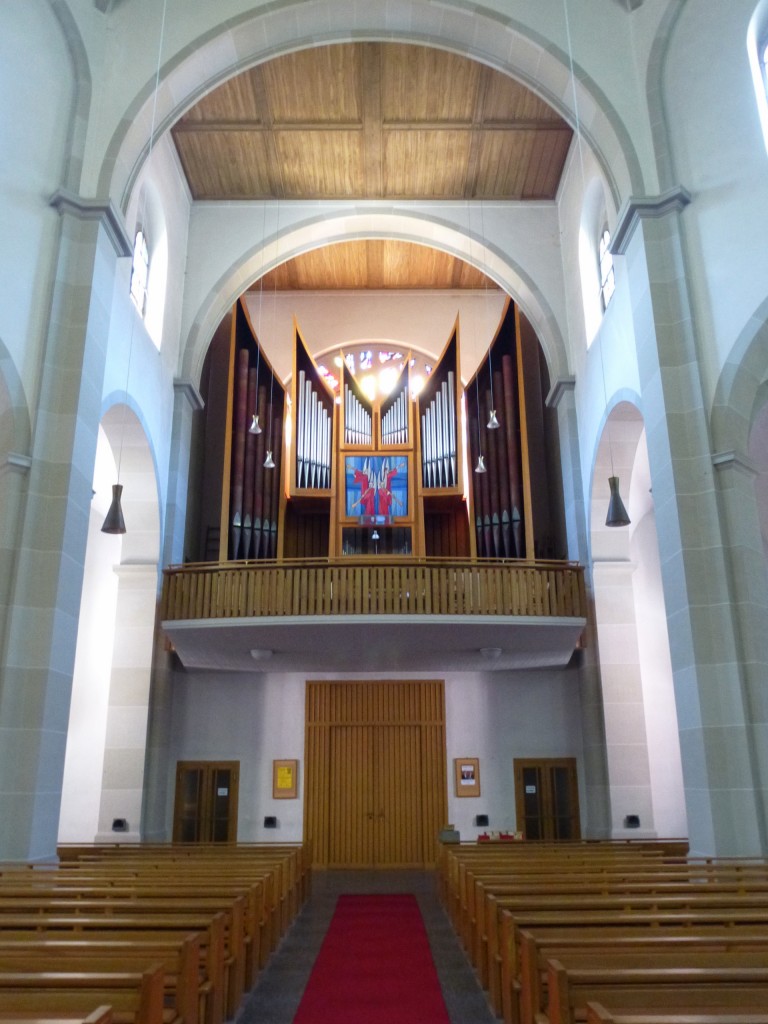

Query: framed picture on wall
454;757;480;797
273;759;298;799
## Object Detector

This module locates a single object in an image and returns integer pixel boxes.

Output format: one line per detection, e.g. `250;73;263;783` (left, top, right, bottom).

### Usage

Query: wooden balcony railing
161;557;586;622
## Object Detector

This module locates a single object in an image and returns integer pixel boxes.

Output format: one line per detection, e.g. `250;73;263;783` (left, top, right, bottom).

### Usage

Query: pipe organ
466;302;530;559
294;328;334;493
217;300;285;562
195;299;559;564
418;334;459;492
343;370;373;447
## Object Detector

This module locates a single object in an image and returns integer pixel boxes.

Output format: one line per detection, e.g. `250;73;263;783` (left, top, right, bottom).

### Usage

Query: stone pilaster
548;378;611;838
0;192;130;861
615;190;764;855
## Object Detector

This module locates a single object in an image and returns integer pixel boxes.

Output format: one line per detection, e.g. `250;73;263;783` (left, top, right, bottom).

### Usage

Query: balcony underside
163;613;585;672
161;558;586;673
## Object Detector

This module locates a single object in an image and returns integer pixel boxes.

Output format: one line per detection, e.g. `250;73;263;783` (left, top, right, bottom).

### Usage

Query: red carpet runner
292;894;451;1024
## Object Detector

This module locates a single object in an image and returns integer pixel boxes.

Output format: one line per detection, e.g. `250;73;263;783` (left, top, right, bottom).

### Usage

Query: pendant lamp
101;483;126;534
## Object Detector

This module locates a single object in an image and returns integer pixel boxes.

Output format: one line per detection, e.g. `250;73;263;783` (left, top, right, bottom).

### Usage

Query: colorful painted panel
345;456;409;521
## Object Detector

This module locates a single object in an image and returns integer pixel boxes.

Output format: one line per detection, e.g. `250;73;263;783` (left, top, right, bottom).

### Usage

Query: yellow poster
276;765;293;790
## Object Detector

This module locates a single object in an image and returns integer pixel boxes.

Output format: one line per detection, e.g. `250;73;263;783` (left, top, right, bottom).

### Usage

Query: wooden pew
518;927;768;1024
0;1006;112;1024
543;959;768;1024
0;965;166;1024
0;936;199;1024
523;950;768;1024
0;895;245;1019
586;1004;768;1024
0;916;226;1024
498;907;768;1024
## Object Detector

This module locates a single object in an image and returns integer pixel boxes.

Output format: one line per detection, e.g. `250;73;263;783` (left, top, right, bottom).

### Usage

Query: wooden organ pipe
484;387;502;557
230;347;249;558
493;368;513;558
242;367;257;559
268;412;282;557
502;352;524;558
251;384;267;558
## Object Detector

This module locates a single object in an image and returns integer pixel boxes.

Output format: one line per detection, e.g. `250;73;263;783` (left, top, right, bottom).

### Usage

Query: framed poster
273;759;298;799
454;757;480;797
344;455;409;521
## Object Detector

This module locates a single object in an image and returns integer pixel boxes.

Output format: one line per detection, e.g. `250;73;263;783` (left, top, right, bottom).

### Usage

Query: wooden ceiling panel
481;74;565;125
261;44;363;124
523;128;573;197
275;130;365;197
171;42;573;284
173;130;275;198
252;240;496;291
383;129;473;197
180;68;265;123
381;44;481;123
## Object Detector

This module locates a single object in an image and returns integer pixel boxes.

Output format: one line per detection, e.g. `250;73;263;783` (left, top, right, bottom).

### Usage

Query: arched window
599;228;615;311
129;228;149;318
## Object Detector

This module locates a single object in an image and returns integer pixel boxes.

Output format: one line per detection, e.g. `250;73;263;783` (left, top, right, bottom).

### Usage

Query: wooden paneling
305;681;447;868
171;42;572;203
254;240;494;292
161;557;587;621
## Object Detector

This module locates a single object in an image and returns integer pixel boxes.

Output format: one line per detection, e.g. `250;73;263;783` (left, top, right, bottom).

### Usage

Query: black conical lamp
101;483;126;534
605;475;630;527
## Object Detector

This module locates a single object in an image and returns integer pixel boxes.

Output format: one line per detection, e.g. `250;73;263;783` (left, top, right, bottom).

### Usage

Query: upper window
599;228;615;311
129;229;149;318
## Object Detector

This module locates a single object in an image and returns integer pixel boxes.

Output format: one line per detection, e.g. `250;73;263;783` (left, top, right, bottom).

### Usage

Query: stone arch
180;208;568;391
60;402;161;843
711;295;768;457
644;0;688;193
588;397;686;840
99;0;645;212
44;0;92;193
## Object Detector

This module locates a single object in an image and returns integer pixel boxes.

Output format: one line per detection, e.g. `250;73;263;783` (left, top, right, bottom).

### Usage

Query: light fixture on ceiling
480;646;502;660
102;0;169;534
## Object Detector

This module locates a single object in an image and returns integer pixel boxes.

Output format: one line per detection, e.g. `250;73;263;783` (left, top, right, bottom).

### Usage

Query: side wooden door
513;758;580;840
173;760;240;842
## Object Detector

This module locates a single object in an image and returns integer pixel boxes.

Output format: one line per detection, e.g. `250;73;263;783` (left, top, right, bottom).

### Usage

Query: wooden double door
305;681;447;868
513;758;580;840
172;761;239;842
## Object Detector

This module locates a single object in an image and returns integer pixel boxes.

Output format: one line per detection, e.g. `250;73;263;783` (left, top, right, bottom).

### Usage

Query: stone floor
235;869;499;1023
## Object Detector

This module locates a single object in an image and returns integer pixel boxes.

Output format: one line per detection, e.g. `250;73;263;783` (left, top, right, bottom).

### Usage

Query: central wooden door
305;681;447;868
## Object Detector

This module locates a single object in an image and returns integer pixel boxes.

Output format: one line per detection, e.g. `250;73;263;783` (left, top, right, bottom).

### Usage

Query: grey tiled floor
236;869;499;1023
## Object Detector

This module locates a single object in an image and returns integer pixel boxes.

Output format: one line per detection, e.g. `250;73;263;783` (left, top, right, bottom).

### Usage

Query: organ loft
190;296;564;568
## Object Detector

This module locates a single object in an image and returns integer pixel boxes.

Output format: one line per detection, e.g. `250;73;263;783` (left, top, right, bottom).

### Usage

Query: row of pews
0;841;309;1024
438;838;768;1024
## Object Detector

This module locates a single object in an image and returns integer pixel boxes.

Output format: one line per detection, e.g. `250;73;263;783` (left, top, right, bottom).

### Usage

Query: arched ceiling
171;42;572;293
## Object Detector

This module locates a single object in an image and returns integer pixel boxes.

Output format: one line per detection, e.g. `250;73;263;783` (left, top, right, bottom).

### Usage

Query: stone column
163;379;204;567
0;453;31;673
614;189;765;855
96;563;158;842
141;379;203;840
0;191;130;861
548;378;611;838
592;560;655;837
712;450;768;850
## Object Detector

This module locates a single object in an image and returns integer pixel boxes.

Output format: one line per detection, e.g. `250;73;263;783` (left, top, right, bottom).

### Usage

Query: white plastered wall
167;669;584;843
